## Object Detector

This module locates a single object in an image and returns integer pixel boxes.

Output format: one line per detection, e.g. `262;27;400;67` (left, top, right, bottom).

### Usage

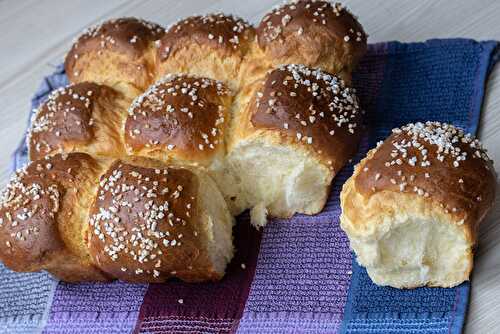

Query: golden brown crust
28;82;129;160
354;122;496;236
256;0;367;78
125;74;232;166
65;17;164;91
158;13;254;61
87;158;220;283
156;14;255;90
0;153;109;281
67;17;164;60
248;64;362;172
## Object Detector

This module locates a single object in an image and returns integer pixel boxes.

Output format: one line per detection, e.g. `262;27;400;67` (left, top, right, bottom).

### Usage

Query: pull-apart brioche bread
0;153;233;282
51;0;370;225
2;0;371;282
340;122;496;288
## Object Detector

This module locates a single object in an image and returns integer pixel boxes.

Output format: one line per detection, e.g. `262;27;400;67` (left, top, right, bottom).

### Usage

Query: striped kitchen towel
3;38;498;334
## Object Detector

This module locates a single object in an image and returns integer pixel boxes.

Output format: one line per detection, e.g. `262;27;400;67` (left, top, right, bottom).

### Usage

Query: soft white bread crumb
196;169;235;276
340;177;473;288
224;139;333;227
250;202;268;228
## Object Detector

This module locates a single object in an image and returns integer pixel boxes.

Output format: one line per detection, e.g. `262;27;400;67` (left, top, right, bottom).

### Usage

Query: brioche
0;153;233;282
27;82;131;161
0;153;109;282
124;74;232;167
1;0;370;282
340;122;496;288
6;1;496;288
65;17;164;96
227;64;362;224
156;13;255;91
249;0;367;83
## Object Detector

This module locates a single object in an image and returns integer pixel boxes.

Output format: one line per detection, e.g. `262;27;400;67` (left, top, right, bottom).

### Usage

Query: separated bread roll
0;153;234;283
246;0;367;83
65;17;164;95
340;122;496;288
156;14;255;91
228;64;362;225
27;82;131;161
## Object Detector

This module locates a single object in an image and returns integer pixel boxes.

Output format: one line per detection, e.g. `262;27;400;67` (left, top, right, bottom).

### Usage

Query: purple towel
3;38;498;334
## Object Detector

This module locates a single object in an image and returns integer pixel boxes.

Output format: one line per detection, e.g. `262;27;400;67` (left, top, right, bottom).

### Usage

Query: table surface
1;0;499;332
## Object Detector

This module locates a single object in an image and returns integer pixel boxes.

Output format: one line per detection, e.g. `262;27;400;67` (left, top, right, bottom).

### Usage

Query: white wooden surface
0;0;499;332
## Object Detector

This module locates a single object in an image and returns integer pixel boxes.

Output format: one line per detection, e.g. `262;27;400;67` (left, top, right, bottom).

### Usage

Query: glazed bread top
0;153;101;272
125;74;232;165
65;17;165;92
66;17;164;62
256;0;367;78
65;1;367;90
355;122;496;227
28;82;131;161
157;13;255;61
249;64;362;172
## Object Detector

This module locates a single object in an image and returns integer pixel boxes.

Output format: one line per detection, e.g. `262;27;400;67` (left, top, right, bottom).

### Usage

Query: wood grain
0;1;498;332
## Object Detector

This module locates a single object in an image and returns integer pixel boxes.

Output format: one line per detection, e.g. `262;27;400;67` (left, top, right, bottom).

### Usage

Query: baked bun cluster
1;1;495;289
0;0;368;282
42;1;366;223
340;122;496;288
0;153;233;283
254;0;366;82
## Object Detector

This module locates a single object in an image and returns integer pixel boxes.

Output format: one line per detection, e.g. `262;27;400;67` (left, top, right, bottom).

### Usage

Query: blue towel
4;39;499;334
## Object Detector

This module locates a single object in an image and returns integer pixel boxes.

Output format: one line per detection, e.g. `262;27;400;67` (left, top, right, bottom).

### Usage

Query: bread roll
65;17;164;95
247;0;367;83
27;82;130;161
0;153;234;283
228;64;363;225
124;74;232;167
156;13;255;91
88;157;234;283
340;122;496;288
